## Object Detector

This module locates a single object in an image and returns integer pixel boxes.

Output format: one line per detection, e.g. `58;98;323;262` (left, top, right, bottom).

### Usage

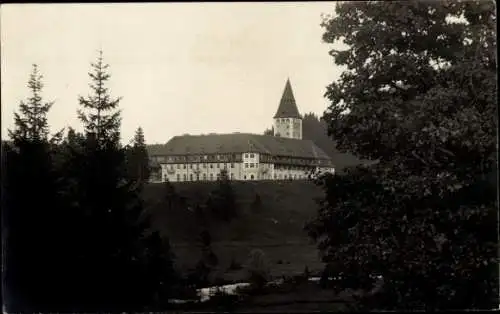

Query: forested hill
301;112;366;170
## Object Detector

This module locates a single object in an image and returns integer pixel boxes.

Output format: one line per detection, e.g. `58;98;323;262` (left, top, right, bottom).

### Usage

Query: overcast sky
1;2;344;144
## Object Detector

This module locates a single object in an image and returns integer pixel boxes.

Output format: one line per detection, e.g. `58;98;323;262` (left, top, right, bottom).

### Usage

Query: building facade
148;79;334;182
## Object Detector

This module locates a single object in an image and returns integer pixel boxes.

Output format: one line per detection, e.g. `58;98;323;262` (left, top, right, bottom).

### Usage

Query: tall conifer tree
69;50;176;311
4;64;64;312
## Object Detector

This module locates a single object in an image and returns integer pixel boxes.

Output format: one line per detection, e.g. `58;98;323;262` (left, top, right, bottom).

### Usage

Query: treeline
301;113;365;169
2;52;175;312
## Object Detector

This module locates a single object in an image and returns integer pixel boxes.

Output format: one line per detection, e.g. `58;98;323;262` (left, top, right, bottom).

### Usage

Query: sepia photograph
1;1;498;312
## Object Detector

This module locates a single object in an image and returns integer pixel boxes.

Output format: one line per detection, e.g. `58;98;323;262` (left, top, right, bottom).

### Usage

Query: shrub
228;257;242;270
251;193;263;211
245;249;271;290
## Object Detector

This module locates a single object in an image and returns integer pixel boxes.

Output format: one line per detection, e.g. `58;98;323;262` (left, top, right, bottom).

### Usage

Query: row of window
163;172;306;182
169;163;235;170
275;165;310;171
166;172;235;182
161;154;240;163
166;163;316;172
275;173;307;180
156;155;326;167
277;118;297;123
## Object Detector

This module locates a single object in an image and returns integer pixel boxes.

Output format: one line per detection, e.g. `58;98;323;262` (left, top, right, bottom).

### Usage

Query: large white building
148;79;334;182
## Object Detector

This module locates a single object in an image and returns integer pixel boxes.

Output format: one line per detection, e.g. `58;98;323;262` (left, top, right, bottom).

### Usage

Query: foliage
191;229;218;287
77;50;122;145
4;53;179;312
307;1;497;310
302;112;364;169
64;51;180;310
264;127;274;136
8;64;63;144
251;192;263;211
125;126;151;185
207;169;237;221
142;231;178;308
163;179;180;208
246;249;271;290
3;65;69;311
228;256;243;270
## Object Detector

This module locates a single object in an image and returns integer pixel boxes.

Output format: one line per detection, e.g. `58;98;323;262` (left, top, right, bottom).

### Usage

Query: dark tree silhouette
3;65;67;312
306;1;497;310
207;169;237;221
126;126;151;185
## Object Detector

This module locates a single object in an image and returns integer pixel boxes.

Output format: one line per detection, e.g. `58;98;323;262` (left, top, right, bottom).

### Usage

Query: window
183;174;187;181
231;163;234;168
203;173;207;180
245;154;249;158
231;173;234;180
245;163;249;168
217;163;220;169
190;164;193;169
163;174;168;181
223;163;227;169
210;164;213;168
203;163;206;168
250;153;254;158
250;163;254;168
210;173;214;180
190;174;193;181
217;173;220;180
244;175;247;180
183;164;186;169
177;164;180;169
250;174;254;180
176;174;180;181
274;174;277;179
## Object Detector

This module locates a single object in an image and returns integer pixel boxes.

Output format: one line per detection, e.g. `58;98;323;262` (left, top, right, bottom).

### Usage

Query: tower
273;78;302;139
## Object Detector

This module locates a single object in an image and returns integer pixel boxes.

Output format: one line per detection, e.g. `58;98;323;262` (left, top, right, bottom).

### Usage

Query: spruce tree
8;64;62;143
70;50;176;310
77;50;121;146
126;126;151;185
4;64;65;312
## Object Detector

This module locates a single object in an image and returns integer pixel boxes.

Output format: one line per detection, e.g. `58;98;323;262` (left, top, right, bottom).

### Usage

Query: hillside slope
142;181;325;276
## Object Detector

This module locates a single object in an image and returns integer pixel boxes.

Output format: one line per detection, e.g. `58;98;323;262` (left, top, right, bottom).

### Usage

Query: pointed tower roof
273;78;301;119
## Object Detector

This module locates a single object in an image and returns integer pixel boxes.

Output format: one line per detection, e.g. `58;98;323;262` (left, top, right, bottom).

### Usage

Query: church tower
273;78;302;139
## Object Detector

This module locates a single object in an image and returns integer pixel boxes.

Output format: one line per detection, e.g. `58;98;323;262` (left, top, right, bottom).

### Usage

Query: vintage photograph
1;1;498;312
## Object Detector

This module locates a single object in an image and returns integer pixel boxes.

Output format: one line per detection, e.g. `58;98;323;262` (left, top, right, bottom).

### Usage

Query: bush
228;257;242;270
251;193;263;211
245;249;271;290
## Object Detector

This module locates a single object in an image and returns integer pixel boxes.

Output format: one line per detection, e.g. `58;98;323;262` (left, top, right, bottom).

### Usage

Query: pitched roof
273;79;301;119
147;133;331;160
